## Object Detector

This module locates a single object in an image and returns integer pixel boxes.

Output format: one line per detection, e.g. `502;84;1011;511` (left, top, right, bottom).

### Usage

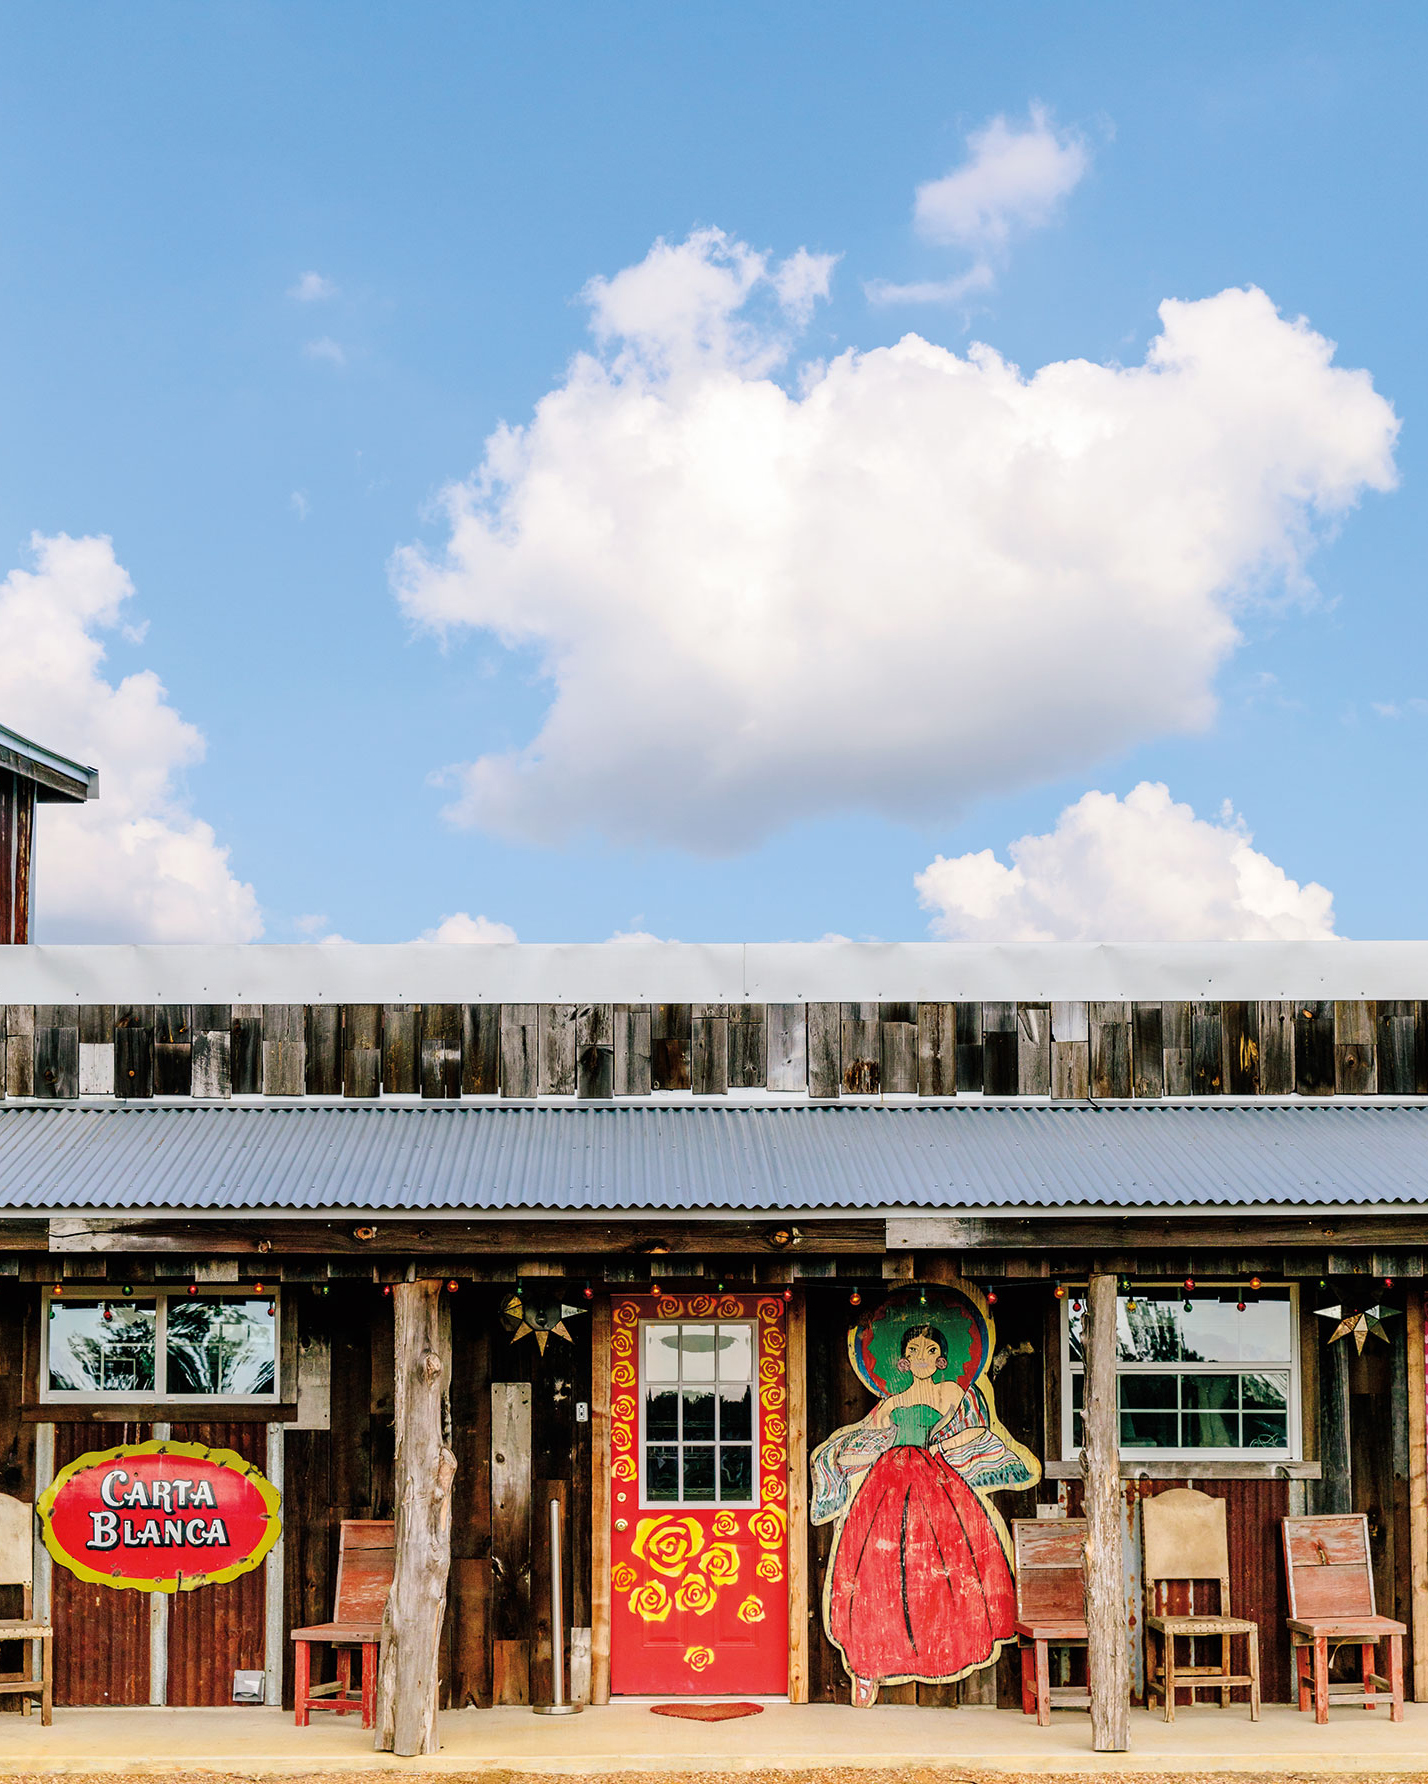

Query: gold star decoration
1314;1303;1400;1354
500;1290;587;1354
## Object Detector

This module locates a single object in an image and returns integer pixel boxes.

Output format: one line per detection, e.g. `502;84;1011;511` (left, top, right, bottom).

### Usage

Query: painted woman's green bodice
890;1402;941;1448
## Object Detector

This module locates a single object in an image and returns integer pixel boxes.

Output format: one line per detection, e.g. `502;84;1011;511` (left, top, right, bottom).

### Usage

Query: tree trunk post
1083;1271;1129;1751
375;1279;457;1756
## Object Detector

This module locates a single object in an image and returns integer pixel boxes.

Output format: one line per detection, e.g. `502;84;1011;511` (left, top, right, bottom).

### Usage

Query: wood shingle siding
0;999;1426;1104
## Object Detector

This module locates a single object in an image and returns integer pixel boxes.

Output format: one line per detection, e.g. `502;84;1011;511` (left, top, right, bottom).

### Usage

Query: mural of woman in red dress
811;1285;1040;1706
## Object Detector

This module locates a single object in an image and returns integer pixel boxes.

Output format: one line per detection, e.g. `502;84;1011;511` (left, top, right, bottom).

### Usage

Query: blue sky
1;2;1423;944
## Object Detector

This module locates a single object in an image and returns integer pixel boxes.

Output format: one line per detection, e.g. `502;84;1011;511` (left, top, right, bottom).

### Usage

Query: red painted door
609;1292;789;1695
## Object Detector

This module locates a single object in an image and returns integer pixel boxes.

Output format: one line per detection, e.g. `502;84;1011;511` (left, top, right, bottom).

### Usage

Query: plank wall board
230;1005;262;1095
1162;1001;1192;1097
500;1005;538;1098
766;1003;807;1093
728;1004;767;1088
982;1002;1016;1095
538;1004;577;1097
1131;1001;1164;1099
491;1381;533;1702
1296;1000;1335;1097
807;1002;840;1100
1017;1003;1051;1097
881;1014;917;1095
261;1004;305;1098
381;1005;419;1096
1418;1002;1428;1096
191;1005;232;1100
113;1005;152;1100
1258;1001;1295;1096
917;1002;955;1097
341;1004;381;1099
420;1003;463;1101
840;1003;880;1096
153;1006;192;1098
1335;998;1378;1096
1224;1001;1260;1096
305;1004;342;1097
1379;1001;1418;1097
35;1005;78;1100
79;1004;116;1095
650;1004;691;1092
1089;1002;1130;1101
1191;1001;1224;1095
461;1002;501;1097
576;1004;614;1100
692;1005;729;1096
612;1005;651;1097
1051;1002;1089;1102
954;1001;984;1093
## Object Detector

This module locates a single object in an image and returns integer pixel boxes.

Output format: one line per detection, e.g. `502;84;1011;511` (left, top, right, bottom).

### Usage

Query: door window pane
166;1298;276;1396
720;1446;753;1499
682;1388;716;1442
647;1447;679;1501
645;1327;680;1382
717;1326;752;1381
646;1388;679;1441
49;1300;156;1394
718;1384;752;1442
683;1446;716;1500
679;1326;718;1382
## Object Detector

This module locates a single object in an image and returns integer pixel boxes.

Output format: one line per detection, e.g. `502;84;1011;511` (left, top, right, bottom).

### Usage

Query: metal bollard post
533;1495;582;1714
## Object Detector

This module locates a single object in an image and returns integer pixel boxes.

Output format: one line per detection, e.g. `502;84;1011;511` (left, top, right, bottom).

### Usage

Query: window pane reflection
49;1301;156;1394
166;1298;276;1396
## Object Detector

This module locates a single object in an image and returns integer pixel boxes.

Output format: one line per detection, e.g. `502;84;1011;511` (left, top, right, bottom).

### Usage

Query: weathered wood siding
4;1000;1426;1103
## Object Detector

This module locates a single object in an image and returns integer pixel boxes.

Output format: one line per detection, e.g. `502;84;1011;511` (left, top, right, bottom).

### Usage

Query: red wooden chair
290;1519;394;1728
1283;1514;1404;1724
1012;1517;1090;1726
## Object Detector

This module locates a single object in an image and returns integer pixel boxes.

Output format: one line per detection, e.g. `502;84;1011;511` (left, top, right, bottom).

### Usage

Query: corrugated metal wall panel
52;1423;150;1707
166;1422;267;1706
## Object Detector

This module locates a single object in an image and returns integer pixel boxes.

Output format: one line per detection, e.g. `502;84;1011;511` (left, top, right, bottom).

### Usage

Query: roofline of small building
0;723;98;803
4;939;1428;1002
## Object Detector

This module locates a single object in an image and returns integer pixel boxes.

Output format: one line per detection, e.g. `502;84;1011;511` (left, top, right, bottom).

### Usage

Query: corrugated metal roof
0;1101;1425;1215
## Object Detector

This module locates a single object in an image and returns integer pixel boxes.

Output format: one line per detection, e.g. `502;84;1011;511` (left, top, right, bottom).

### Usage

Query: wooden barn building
0;730;1426;1752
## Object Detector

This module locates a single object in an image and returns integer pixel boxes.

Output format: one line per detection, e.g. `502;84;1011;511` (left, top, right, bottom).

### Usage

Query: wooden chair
290;1519;394;1728
1283;1513;1404;1724
1012;1518;1090;1726
1142;1487;1260;1722
0;1495;51;1725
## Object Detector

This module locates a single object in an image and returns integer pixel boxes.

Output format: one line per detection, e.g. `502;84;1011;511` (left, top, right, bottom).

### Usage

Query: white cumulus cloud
395;230;1397;853
915;782;1337;942
418;911;518;943
290;271;336;302
870;105;1088;306
0;534;262;942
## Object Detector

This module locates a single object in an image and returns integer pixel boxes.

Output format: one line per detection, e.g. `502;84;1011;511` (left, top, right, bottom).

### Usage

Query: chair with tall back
0;1495;51;1724
1283;1514;1404;1723
290;1519;395;1728
1142;1487;1260;1722
1012;1517;1091;1726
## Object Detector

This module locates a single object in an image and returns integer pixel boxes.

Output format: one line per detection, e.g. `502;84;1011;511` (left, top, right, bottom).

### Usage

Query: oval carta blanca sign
39;1439;281;1593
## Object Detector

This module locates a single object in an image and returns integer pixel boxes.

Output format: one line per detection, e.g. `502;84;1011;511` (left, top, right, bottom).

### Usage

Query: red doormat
650;1701;765;1721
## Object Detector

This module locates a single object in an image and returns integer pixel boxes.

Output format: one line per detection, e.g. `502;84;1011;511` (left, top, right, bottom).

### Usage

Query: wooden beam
1319;1321;1352;1515
590;1295;612;1706
1083;1271;1128;1751
889;1214;1428;1252
45;1215;886;1256
375;1280;457;1757
1407;1287;1427;1701
785;1291;809;1704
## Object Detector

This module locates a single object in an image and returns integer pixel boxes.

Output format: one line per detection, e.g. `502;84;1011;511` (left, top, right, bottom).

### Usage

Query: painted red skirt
828;1445;1016;1683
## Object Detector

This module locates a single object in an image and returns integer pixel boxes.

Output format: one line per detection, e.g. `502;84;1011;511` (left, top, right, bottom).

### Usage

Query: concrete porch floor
0;1703;1426;1781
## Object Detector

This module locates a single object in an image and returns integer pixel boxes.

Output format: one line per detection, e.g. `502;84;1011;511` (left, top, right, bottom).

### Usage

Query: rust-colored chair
1142;1488;1260;1722
1283;1514;1404;1724
291;1519;394;1728
1012;1517;1090;1725
0;1496;50;1725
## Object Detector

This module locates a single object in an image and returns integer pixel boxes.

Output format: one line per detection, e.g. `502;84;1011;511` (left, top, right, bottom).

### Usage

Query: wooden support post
375;1280;457;1757
1083;1272;1129;1751
1407;1288;1428;1701
1321;1320;1353;1515
786;1291;809;1703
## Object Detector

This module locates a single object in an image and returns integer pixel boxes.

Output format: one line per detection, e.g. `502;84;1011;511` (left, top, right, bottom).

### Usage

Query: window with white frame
43;1292;279;1402
1064;1286;1298;1461
640;1321;759;1507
